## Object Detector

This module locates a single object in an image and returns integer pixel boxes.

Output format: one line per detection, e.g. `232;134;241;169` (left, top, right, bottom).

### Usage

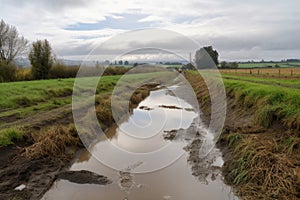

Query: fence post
291;69;293;76
257;70;260;75
279;69;281;76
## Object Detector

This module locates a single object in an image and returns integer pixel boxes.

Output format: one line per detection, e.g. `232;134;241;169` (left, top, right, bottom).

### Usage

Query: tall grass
0;127;24;146
224;79;300;130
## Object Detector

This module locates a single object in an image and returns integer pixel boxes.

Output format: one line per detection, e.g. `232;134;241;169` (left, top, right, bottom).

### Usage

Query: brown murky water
42;85;238;200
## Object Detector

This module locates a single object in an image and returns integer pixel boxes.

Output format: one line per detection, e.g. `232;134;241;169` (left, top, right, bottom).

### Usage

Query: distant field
221;74;300;89
220;67;300;77
237;62;300;68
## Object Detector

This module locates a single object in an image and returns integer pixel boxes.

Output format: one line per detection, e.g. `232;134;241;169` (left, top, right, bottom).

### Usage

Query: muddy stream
42;84;238;200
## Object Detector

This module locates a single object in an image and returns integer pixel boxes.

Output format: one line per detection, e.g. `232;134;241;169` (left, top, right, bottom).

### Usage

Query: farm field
220;67;300;78
237;62;300;68
1;69;299;200
0;72;169;146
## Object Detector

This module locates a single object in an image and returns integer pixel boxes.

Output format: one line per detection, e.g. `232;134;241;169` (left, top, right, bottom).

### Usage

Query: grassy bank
0;72;171;200
0;72;168;147
224;78;300;130
185;71;300;199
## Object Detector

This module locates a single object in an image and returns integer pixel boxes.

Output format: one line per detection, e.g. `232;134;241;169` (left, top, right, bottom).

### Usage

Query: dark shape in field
139;106;153;111
163;130;178;140
159;105;182;109
57;170;112;185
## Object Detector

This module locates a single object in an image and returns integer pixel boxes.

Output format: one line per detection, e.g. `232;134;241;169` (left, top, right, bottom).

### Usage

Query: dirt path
0;104;72;130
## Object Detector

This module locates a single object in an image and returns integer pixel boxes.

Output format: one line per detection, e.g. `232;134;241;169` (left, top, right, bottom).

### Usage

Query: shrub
0;61;17;82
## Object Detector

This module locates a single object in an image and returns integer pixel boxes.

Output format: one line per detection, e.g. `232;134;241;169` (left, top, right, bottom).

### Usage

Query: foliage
49;62;79;78
203;46;219;65
194;46;219;69
0;19;28;64
220;61;239;68
29;39;53;79
0;61;17;82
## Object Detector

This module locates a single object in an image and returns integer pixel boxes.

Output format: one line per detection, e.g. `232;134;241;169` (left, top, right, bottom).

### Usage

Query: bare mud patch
57;170;112;185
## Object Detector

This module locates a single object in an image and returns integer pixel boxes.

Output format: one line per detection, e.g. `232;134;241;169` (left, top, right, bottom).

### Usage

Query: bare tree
0;19;28;64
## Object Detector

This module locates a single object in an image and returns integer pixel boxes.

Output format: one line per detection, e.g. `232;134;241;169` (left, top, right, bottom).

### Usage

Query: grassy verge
0;72;172;147
0;127;24;146
185;70;300;199
222;74;300;88
224;78;300;130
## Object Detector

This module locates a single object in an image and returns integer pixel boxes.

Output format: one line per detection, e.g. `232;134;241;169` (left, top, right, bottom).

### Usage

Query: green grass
221;74;300;88
0;76;124;111
224;78;300;129
0;72;174;146
0;78;75;110
189;70;300;129
238;62;300;68
0;127;24;146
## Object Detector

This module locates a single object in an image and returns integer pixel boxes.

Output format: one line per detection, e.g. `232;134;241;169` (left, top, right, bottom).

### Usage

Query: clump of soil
119;171;134;193
57;170;112;185
163;130;178;140
139;106;153;111
159;105;182;109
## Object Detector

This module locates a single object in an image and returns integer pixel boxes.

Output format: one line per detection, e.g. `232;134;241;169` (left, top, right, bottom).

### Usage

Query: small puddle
42;85;238;200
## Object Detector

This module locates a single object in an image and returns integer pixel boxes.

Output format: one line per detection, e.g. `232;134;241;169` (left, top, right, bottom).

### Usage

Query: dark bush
0;61;17;82
49;62;79;78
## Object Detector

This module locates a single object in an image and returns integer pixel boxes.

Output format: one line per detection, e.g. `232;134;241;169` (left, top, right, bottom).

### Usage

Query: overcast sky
1;0;299;61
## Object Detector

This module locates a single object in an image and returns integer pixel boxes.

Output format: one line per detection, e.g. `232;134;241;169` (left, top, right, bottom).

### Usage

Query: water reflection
42;85;238;200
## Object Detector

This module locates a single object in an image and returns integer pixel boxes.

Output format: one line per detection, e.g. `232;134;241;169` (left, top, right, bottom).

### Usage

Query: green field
237;62;300;68
223;76;300;128
221;74;300;88
0;72;175;146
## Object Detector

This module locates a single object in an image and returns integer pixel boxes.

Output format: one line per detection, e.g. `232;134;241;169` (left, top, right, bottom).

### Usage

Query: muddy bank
0;83;158;200
184;71;300;199
57;170;112;185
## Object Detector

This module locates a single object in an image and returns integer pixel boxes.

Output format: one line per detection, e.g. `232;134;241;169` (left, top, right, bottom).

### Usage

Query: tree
182;63;194;70
230;62;238;68
118;60;123;65
0;19;28;64
204;46;218;65
194;46;219;69
124;60;129;65
220;61;227;68
29;39;53;79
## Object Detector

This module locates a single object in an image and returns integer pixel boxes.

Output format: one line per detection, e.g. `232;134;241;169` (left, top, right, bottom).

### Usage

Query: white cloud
0;0;299;61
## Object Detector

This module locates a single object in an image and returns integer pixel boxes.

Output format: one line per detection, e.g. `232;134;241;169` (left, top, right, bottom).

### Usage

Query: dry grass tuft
224;133;300;200
21;125;80;160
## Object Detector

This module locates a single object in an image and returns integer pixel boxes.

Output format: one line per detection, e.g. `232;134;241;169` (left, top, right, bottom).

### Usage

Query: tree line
0;19;238;82
0;19;134;82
